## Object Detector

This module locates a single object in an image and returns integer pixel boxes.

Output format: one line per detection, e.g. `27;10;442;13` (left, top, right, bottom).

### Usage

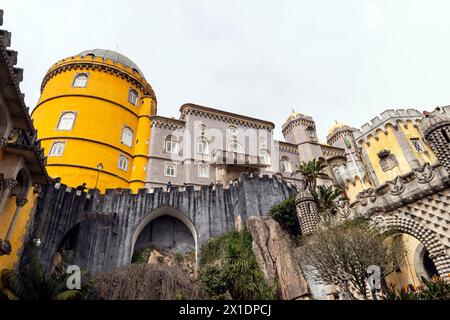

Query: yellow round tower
32;49;157;192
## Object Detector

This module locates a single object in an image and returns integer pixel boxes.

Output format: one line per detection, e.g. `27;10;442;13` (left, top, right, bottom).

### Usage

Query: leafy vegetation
198;229;277;300
384;276;450;300
269;195;300;237
131;245;155;264
294;158;329;192
0;252;93;300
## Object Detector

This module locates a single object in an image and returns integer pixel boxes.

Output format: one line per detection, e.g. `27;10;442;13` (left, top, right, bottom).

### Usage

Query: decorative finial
291;108;295;114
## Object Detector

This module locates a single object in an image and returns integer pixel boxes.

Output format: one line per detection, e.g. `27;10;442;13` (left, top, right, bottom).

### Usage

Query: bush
131;245;155;264
198;229;277;300
269;195;300;237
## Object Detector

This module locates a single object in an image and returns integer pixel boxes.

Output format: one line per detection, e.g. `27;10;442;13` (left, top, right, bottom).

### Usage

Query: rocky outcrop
246;216;309;300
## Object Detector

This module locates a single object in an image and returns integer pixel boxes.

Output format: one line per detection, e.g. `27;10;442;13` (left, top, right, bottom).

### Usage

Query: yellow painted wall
364;125;412;185
32;55;156;192
400;120;438;165
384;234;423;290
0;188;36;270
345;176;373;202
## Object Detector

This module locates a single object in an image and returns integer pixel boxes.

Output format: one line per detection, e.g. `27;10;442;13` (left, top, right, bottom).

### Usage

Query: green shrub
131;245;155;264
269;195;300;237
199;230;277;300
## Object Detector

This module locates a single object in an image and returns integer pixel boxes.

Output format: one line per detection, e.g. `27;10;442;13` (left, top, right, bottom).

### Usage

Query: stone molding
180;104;275;130
150;115;185;130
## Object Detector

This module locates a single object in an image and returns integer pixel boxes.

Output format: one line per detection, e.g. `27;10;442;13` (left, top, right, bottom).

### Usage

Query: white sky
2;0;450;141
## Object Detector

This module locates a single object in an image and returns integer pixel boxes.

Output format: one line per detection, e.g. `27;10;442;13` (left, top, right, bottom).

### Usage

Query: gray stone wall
22;173;297;275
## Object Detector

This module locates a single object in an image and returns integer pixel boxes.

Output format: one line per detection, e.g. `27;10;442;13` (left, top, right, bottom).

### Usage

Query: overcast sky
3;0;450;141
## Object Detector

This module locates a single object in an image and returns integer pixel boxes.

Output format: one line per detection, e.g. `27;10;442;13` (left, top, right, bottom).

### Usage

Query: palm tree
294;158;330;192
0;251;92;300
312;185;343;216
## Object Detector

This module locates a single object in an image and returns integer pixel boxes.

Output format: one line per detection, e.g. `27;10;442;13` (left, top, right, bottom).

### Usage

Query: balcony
211;149;269;168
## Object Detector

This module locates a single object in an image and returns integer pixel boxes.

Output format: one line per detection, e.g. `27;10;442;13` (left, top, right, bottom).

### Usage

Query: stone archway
372;214;450;280
131;206;199;264
414;243;440;281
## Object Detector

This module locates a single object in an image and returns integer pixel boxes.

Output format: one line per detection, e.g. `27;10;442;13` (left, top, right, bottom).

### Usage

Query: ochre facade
32;50;157;192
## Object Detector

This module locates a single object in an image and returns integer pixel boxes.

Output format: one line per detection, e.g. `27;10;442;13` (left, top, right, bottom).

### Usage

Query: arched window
118;155;129;171
165;135;178;153
165;163;176;177
57;112;76;131
281;157;293;173
260;149;271;166
121;126;133;147
441;129;450;143
49;141;65;157
227;141;243;153
72;73;88;88
198;164;209;178
197;138;209;154
128;89;139;106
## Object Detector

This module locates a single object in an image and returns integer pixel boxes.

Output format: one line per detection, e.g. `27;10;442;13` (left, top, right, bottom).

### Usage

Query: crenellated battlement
354;108;423;142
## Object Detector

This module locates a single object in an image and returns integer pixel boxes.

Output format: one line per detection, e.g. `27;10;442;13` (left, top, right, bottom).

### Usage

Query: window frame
227;125;238;135
118;155;129;171
164;162;177;177
164;135;178;154
72;72;89;88
410;138;425;152
198;164;209;178
281;157;293;173
128;88;139;106
121;126;134;148
227;141;243;153
197;138;210;155
56;111;77;131
49;141;66;157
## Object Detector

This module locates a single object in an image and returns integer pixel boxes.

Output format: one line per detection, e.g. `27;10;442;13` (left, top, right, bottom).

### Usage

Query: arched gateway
23;173;296;275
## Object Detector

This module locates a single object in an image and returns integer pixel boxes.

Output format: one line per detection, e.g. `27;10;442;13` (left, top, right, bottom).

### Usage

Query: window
165;163;176;177
198;164;209;178
118;155;129;171
49;141;65;157
197;138;209;154
260;149;271;166
165;135;178;153
128;89;139;106
57;112;76;131
228;125;238;135
410;138;424;152
227;141;243;153
306;126;315;140
72;73;88;88
281;157;293;173
121;127;133;147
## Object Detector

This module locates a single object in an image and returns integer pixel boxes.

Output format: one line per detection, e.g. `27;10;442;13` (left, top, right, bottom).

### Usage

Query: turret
295;189;320;235
420;107;450;173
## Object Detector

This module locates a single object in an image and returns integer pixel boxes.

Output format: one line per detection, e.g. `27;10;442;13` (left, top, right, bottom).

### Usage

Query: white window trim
165;136;178;154
198;164;210;178
281;158;293;173
72;72;89;88
49;141;66;157
121;126;134;148
227;141;243;153
197;138;210;155
56;111;77;131
128;88;139;106
118;155;129;171
164;162;177;177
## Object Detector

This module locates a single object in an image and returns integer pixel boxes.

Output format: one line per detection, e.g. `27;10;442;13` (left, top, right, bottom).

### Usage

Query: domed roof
78;49;144;77
328;122;348;135
420;108;450;137
284;111;308;123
